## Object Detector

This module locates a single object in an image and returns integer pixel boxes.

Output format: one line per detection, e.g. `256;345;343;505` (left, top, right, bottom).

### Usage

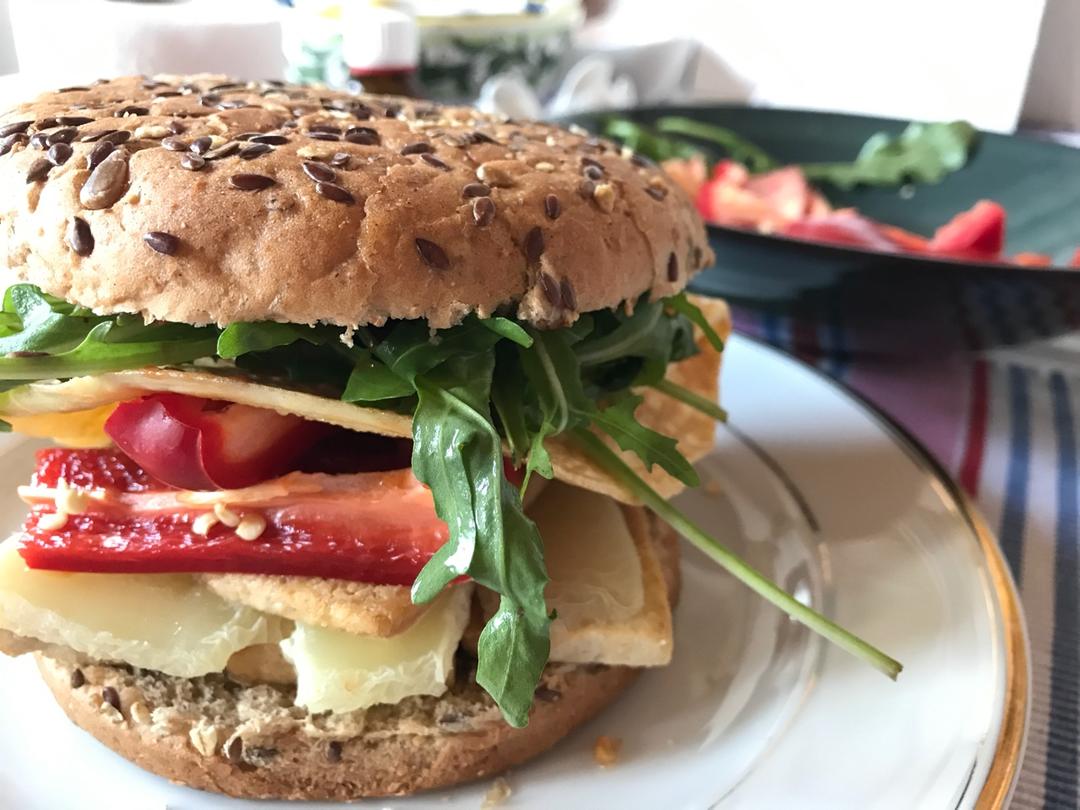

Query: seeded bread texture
35;516;680;800
0;75;712;330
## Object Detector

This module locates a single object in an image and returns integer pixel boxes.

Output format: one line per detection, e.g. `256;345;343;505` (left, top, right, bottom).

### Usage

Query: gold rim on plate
966;496;1030;809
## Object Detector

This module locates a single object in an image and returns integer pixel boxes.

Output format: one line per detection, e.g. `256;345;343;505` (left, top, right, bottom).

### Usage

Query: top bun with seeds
0;75;712;329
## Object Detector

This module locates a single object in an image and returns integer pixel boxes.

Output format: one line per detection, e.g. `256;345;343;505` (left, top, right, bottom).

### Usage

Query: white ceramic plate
0;336;1029;810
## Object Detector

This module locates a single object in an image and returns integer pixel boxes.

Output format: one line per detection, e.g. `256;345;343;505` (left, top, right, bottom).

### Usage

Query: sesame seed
133;124;170;140
70;668;86;689
213;503;241;527
191;511;218;536
667;252;679;282
592;183;616;212
534;161;555;172
55;480;89;514
190;135;212;155
235;513;267;541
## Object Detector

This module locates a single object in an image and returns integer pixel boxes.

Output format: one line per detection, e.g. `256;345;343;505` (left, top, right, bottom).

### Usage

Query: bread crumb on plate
593;735;622;767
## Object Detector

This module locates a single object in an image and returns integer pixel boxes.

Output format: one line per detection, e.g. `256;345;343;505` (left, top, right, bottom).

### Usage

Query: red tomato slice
744;166;813;222
927;200;1006;259
104;394;331;490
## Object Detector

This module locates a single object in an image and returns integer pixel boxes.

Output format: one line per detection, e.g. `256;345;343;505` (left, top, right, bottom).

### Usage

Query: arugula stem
651;378;729;422
570;428;903;680
655;117;778;173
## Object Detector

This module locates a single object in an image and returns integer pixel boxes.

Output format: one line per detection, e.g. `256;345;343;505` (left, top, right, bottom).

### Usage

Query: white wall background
0;0;1074;132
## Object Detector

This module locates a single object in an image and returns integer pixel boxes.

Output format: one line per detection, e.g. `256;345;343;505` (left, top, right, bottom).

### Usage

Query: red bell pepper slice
18;449;449;585
104;394;331;491
927;200;1006;259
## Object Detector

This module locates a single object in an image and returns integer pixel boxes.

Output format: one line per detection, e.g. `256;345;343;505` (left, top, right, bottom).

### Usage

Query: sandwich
0;75;899;801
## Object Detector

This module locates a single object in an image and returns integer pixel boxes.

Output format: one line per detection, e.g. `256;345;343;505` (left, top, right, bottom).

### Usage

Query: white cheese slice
534;482;645;624
0;539;286;677
280;583;473;714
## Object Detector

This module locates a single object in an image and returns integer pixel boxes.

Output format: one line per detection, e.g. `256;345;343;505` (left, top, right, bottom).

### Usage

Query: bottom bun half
35;514;680;801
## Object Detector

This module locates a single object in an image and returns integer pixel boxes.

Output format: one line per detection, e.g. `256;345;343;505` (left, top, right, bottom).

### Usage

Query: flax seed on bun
0;75;712;329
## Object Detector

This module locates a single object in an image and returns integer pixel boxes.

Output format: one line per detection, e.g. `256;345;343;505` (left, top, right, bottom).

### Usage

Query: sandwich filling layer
0;285;729;726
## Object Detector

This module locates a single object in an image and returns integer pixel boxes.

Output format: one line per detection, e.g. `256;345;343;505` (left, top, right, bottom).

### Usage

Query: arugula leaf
801;120;978;190
655;116;779;173
408;354;550;727
590;393;699;486
0;321;219;380
570;428;903;680
666;293;725;352
342;349;416;402
0;284;107;355
217;322;327;358
481;317;534;347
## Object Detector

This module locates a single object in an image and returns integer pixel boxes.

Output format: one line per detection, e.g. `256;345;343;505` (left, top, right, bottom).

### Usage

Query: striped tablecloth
735;306;1079;809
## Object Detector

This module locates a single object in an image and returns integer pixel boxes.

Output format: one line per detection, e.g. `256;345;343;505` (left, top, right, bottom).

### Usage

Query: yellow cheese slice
280;583;473;714
0;539;287;677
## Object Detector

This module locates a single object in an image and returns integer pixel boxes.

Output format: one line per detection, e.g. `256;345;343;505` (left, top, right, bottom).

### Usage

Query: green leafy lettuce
0;283;902;725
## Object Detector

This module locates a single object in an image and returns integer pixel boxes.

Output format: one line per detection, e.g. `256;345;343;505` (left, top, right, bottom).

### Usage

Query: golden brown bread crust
0;75;712;329
34;520;681;800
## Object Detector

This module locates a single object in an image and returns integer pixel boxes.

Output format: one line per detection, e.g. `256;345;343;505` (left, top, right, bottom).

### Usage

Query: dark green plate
560;105;1080;348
